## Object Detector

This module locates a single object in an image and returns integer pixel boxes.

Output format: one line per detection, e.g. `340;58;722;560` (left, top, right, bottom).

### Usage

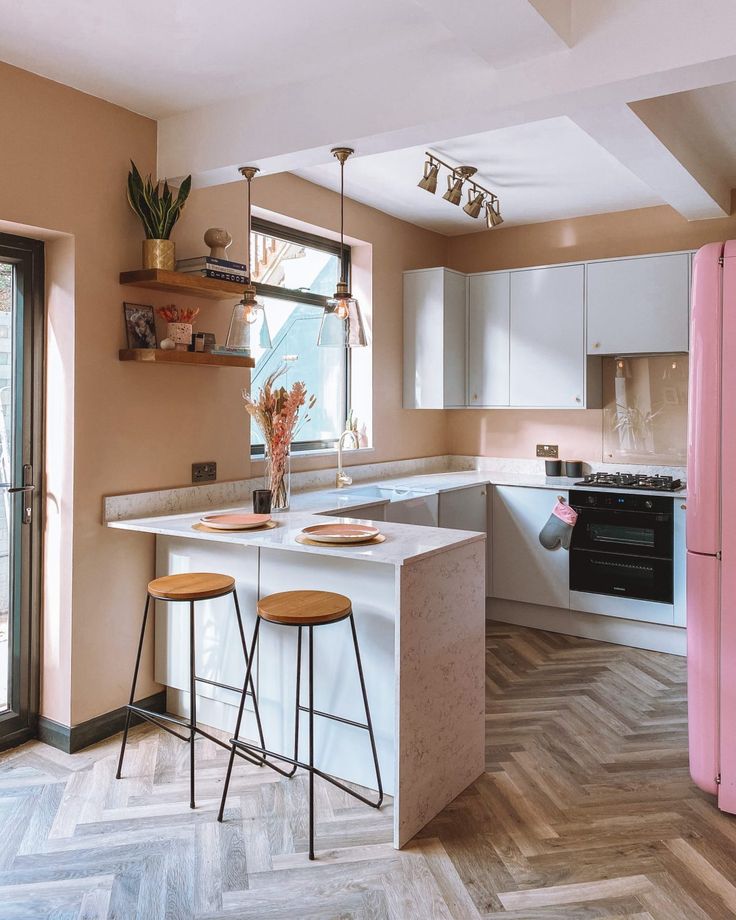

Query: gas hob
574;472;683;492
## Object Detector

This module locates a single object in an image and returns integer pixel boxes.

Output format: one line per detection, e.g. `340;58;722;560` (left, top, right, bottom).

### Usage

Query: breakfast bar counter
108;508;487;848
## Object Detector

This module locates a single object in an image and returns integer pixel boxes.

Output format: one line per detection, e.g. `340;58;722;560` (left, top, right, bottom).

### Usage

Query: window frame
250;218;351;457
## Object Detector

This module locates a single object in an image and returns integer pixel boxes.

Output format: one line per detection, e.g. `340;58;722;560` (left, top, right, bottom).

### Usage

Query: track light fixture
419;152;503;228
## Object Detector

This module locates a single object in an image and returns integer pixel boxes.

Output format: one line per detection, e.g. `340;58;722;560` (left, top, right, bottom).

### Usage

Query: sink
328;484;434;502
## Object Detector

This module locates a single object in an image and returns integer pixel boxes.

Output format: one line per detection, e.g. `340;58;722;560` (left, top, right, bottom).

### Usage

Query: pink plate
201;512;271;531
301;523;380;544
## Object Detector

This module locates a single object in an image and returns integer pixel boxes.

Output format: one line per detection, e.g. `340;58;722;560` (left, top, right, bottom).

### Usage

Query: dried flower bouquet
243;366;316;509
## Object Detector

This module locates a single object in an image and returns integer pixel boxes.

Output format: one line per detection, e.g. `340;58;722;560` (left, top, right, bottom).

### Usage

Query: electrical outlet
536;444;559;458
192;461;217;483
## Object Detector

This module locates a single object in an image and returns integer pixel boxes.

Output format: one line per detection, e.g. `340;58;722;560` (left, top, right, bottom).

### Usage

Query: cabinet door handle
592;342;600;349
575;396;582;403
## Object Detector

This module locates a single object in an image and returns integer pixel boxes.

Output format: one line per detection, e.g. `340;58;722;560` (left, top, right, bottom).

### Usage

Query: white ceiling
295;117;664;234
4;0;736;230
0;0;563;120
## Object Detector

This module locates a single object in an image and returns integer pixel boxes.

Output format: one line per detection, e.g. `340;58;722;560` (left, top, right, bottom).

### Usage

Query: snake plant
127;160;192;239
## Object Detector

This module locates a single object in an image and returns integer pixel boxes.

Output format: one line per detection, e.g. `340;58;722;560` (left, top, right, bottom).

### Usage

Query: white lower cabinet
438;485;487;533
492;485;570;608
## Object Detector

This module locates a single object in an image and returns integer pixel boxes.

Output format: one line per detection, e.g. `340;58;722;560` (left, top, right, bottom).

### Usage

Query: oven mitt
539;499;579;551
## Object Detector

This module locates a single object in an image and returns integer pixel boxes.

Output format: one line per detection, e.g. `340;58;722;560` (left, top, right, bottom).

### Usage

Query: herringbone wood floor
1;621;735;919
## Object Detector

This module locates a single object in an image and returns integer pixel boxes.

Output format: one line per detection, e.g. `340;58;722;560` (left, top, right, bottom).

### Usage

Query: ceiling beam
571;103;731;220
157;0;736;187
412;0;571;69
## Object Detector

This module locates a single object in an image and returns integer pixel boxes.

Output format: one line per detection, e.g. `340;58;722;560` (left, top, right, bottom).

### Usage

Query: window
249;219;349;456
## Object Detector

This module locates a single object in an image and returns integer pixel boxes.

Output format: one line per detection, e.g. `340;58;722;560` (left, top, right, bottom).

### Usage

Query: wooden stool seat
257;590;352;626
148;572;235;601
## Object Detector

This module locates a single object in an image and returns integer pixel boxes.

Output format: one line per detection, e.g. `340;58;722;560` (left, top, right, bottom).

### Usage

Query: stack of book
176;256;249;284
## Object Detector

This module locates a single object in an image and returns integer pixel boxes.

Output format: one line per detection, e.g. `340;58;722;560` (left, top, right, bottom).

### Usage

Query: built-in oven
569;490;674;604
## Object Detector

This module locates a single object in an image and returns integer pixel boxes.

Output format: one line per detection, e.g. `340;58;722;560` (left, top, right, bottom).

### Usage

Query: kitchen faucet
336;428;360;487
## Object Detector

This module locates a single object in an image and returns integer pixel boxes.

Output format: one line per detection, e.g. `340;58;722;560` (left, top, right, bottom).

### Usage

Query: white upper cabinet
467;272;510;407
403;268;467;409
587;253;690;355
509;264;586;408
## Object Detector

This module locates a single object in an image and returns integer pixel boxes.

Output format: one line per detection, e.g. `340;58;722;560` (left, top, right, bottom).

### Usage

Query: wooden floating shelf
119;349;255;368
119;268;245;300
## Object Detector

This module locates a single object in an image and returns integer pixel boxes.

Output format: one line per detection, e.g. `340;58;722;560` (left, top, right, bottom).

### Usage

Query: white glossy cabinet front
509;264;585;408
467;272;510;407
492;485;570;608
403;268;467;409
587;253;689;355
438;485;487;534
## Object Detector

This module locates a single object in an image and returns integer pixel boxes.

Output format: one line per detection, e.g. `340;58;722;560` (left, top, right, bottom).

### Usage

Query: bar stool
217;589;383;860
116;572;266;809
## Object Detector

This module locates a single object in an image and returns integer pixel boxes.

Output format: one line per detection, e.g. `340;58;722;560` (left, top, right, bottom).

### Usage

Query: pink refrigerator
688;240;736;812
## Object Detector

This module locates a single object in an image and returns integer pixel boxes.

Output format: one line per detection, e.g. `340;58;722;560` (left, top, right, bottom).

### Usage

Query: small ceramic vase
167;322;193;351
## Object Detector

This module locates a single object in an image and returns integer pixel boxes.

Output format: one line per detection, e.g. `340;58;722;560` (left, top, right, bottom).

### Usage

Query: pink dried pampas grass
243;366;316;509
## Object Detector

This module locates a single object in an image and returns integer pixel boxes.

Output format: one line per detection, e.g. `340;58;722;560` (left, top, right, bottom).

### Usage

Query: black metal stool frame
217;607;383;860
116;585;272;809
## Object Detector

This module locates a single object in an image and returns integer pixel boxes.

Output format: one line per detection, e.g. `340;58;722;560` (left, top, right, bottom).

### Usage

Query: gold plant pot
142;239;175;271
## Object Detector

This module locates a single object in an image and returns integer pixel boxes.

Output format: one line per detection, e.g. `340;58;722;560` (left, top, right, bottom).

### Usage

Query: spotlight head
463;189;485;219
443;174;464;205
485;199;504;228
418;158;439;194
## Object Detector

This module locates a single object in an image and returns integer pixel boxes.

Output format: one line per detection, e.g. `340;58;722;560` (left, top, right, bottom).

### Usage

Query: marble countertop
376;469;688;499
108;509;486;566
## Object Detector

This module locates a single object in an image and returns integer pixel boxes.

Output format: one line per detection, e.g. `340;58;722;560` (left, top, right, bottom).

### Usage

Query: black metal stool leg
232;589;267;759
349;613;384;807
116;594;151;780
287;626;302;779
189;600;196;809
218;617;261;822
308;625;315;860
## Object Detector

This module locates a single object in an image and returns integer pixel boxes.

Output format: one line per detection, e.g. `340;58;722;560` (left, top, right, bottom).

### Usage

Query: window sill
250;446;375;462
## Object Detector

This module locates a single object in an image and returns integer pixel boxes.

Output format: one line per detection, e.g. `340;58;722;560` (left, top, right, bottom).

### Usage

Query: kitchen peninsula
107;497;487;849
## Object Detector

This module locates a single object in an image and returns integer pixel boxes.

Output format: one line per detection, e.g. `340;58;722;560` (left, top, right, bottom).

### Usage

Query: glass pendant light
318;147;367;348
224;166;272;352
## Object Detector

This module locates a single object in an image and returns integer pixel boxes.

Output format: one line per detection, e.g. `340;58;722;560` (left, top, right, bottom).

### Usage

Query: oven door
570;508;672;558
570;549;673;603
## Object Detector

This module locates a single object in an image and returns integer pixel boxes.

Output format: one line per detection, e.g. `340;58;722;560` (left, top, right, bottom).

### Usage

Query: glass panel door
0;233;42;749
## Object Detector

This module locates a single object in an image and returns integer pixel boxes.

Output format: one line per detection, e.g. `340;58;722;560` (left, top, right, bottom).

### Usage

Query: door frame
0;232;44;751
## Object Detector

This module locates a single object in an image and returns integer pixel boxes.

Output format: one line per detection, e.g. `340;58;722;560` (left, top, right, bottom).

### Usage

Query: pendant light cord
246;175;251;282
340;158;346;285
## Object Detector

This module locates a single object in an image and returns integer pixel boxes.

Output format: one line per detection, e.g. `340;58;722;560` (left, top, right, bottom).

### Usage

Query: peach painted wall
444;203;736;461
0;61;449;726
0;62;163;725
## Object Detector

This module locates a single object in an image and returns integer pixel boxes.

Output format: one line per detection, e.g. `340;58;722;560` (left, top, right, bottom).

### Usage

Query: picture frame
123;302;157;349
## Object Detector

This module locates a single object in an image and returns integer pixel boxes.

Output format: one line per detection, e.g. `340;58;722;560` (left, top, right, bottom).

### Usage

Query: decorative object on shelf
160;337;175;351
224;166;272;354
318;148;368;348
243;366;316;511
176;255;248;283
204;227;232;260
127;161;192;270
123;302;157;349
417;152;503;228
190;332;215;353
157;304;200;351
